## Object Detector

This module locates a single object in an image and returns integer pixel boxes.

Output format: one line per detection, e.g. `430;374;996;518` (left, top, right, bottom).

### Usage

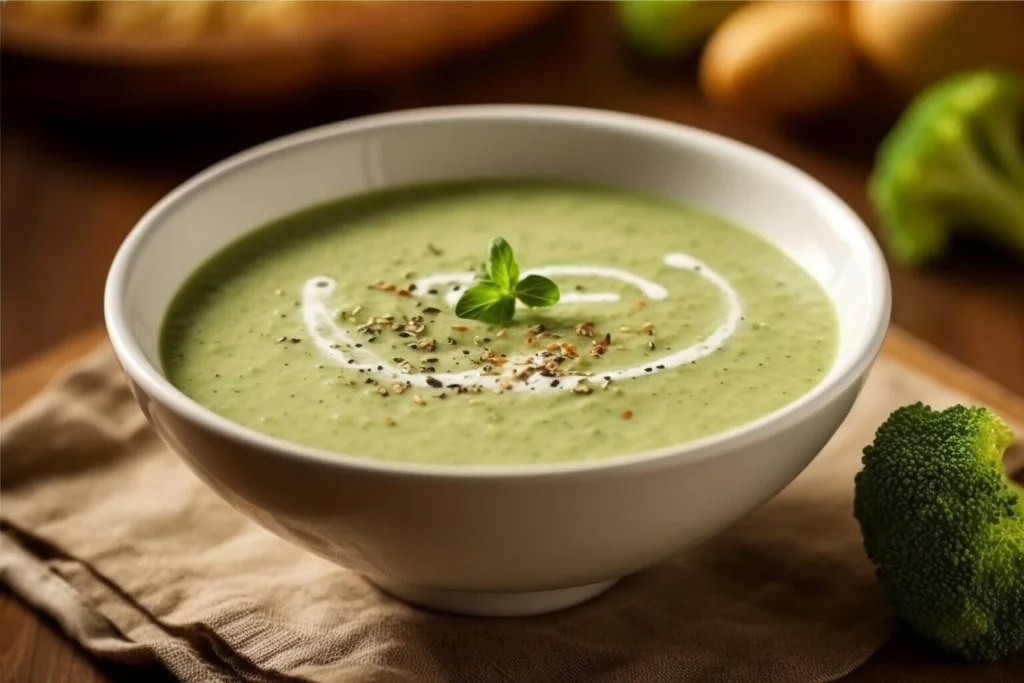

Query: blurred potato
94;0;216;38
219;1;322;36
849;0;1024;94
699;1;859;119
4;0;89;27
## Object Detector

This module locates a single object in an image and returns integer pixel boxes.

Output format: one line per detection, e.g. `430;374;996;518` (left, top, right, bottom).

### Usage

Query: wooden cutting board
2;325;1023;683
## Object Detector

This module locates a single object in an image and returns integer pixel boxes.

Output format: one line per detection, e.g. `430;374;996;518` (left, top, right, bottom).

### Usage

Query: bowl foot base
371;577;620;617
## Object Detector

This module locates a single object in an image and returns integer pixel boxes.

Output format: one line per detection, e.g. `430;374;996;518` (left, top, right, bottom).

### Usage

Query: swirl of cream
302;254;742;393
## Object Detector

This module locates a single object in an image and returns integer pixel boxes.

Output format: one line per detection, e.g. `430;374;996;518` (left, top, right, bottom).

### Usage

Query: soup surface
162;181;837;465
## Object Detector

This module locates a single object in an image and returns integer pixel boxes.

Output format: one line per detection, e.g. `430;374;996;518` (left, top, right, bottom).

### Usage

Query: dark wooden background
2;4;1023;682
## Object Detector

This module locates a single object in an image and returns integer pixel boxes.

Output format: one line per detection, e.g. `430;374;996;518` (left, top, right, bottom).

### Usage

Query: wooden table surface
2;4;1023;682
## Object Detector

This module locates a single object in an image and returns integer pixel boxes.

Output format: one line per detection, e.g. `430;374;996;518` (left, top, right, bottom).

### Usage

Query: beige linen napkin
2;346;1020;683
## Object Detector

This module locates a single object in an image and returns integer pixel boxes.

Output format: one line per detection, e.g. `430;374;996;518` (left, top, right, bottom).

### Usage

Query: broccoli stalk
854;403;1024;662
869;70;1024;265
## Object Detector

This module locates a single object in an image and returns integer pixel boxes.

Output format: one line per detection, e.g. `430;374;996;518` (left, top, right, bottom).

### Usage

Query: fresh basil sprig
455;238;559;325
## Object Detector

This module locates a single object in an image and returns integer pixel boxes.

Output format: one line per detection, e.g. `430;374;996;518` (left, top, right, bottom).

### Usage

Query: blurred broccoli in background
869;70;1024;266
855;404;1024;662
616;0;743;60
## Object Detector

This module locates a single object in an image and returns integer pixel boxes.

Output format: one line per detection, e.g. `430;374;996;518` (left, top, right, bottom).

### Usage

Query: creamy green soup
162;181;837;465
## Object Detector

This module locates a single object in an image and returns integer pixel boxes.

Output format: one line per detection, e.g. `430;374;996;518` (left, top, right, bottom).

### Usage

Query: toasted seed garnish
640;322;655;335
451;325;469;332
528;324;546;335
412;394;425;406
648;339;656;351
574;321;595;338
632;299;647;312
468;398;483;406
392;383;407;394
620;409;634;420
383;416;396;426
496;328;508;337
619;326;631;333
352;305;362;317
377;386;389;397
572;380;592;394
274;288;284;297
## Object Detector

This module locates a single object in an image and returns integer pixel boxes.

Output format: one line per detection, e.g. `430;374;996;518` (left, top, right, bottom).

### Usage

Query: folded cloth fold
7;344;1012;682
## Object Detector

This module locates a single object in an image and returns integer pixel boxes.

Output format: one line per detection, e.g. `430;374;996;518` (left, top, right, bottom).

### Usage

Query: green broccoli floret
869;70;1024;265
854;403;1024;662
615;0;742;60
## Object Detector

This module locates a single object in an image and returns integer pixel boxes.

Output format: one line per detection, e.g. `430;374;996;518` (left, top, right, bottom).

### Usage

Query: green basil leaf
488;237;518;292
515;274;560;308
455;281;517;324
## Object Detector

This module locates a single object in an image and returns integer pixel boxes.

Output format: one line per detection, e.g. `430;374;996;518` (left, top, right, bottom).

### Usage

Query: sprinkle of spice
590;333;611;357
572;380;592;395
451;325;469;332
574;321;595;338
621;409;634;420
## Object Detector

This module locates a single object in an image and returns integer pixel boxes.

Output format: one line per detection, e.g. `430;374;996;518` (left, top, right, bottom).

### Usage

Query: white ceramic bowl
105;106;890;617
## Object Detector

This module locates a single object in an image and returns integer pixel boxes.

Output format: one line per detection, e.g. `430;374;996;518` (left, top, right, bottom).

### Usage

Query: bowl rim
104;104;891;480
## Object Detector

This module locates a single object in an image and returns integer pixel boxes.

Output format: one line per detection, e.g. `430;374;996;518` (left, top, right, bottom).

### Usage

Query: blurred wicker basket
1;1;559;112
